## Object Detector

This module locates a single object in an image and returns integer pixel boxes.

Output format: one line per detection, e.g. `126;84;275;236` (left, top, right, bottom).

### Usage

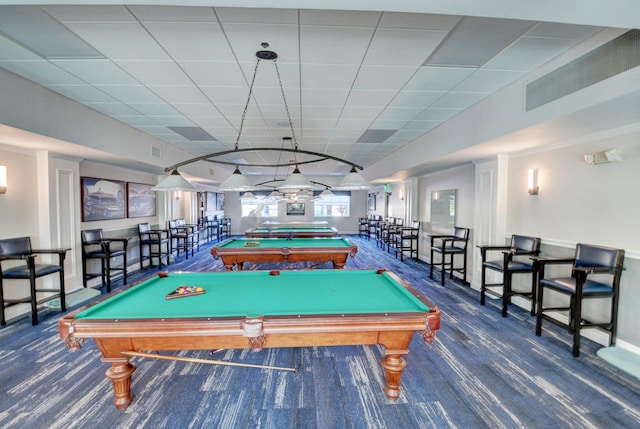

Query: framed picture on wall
368;193;376;211
286;202;305;216
81;176;126;221
216;193;225;210
126;182;156;218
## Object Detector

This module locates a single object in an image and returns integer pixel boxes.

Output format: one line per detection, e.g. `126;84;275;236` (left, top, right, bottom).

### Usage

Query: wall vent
151;145;162;159
526;30;640;111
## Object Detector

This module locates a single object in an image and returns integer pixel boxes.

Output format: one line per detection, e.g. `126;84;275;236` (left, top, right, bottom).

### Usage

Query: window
314;193;350;217
240;195;279;217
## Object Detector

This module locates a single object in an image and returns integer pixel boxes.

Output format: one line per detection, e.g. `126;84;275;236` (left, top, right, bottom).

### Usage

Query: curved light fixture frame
163;147;363;173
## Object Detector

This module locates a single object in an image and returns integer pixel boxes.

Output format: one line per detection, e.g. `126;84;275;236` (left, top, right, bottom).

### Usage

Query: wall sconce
0;165;7;194
527;168;539;195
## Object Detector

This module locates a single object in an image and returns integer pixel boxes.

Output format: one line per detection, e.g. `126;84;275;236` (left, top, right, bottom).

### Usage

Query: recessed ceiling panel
0;6;103;59
426;17;534;67
168;126;217;141
356;129;397;143
483;36;582;71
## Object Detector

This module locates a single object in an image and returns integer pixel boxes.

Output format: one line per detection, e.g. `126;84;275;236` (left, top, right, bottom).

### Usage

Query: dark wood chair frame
430;227;470;286
137;223;170;270
205;215;220;243
0;236;68;325
479;234;541;317
393;220;420;262
535;243;625;357
168;219;199;260
81;229;128;293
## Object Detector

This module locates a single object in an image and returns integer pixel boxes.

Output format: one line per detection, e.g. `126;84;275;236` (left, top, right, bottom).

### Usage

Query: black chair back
0;236;32;257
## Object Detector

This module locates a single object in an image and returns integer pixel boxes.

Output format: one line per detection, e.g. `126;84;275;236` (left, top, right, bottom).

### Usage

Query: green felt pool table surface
245;226;338;237
59;269;440;409
73;270;430;320
215;237;353;249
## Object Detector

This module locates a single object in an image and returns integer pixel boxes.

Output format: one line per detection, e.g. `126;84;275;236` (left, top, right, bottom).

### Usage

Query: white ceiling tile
43;5;135;21
144;22;234;62
46;84;116;102
0;36;43;60
388;90;445;109
0;60;86;85
483;36;582;71
180;61;247;86
414;108;462;121
300;26;373;65
115;60;192;85
300;64;359;89
126;103;183;116
95;85;164;103
200;86;251;104
251;87;301;107
340;106;385;120
377;107;424;121
454;69;525;92
84;102;141;116
64;22;170;60
147;85;210;104
116;117;163;127
426;17;534;67
216;7;298;24
364;29;448;66
51;59;139;85
431;91;490;109
301;88;350;106
379;12;461;30
148;115;194;126
238;60;300;88
402;120;440;131
345;90;397;107
302;106;343;119
404;66;475;91
352;65;417;90
300;9;380;27
334;118;371;130
527;22;601;39
370;119;410;129
174;103;224;118
129;6;218;22
222;23;299;63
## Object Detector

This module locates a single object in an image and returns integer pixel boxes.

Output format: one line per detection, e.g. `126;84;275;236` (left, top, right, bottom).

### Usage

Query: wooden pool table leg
103;359;136;410
380;349;409;400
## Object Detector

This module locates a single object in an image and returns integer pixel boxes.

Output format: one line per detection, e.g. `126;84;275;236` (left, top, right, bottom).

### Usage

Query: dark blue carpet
1;235;639;428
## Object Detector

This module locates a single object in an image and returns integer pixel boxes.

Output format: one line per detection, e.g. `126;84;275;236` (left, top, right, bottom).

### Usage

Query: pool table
59;269;440;409
245;226;338;238
211;237;357;270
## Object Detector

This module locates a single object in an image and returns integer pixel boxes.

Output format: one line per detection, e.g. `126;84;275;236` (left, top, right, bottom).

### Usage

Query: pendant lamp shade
151;169;198;192
277;166;317;191
218;166;257;191
333;166;372;190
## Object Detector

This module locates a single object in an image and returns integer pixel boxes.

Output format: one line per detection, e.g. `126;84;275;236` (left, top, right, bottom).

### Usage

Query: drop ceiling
0;3;631;183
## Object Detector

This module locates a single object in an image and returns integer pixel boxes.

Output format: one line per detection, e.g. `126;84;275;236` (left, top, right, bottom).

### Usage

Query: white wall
505;126;640;351
417;164;476;263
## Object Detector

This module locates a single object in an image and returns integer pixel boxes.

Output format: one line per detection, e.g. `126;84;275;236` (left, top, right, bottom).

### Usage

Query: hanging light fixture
333;166;372;190
158;43;371;192
218;166;257;192
151;169;198;192
314;187;336;200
